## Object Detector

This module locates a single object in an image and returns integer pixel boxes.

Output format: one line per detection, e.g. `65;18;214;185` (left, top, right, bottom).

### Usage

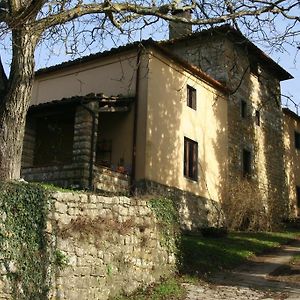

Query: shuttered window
184;137;198;181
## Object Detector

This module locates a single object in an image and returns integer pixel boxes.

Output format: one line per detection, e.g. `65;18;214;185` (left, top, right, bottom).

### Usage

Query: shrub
222;179;283;231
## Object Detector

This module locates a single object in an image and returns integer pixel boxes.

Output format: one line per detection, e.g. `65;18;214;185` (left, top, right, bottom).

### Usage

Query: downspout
130;48;142;194
79;102;97;191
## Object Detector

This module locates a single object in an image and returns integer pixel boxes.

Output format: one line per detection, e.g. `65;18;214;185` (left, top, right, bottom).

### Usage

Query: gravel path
184;239;300;300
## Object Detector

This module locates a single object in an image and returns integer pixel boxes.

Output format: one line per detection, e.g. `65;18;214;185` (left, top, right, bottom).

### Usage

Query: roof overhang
161;25;293;82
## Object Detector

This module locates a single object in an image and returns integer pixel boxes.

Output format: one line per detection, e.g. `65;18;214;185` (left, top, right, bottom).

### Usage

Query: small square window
184;137;198;181
187;85;196;110
242;149;251;177
255;110;260;126
241;100;247;118
295;131;300;149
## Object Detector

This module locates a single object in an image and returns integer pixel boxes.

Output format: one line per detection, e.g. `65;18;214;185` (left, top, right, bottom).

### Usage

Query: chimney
169;10;192;39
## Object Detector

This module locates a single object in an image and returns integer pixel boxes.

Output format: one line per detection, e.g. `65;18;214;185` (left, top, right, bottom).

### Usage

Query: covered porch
21;94;135;194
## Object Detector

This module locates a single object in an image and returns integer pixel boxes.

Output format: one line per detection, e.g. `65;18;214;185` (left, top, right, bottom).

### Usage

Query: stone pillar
73;102;98;189
21;117;36;168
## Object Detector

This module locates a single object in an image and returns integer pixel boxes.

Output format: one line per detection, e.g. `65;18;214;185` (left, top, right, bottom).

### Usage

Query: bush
222;179;282;232
200;227;228;238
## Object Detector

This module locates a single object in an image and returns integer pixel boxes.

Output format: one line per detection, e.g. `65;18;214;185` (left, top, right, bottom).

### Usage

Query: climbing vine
149;197;180;253
0;181;52;300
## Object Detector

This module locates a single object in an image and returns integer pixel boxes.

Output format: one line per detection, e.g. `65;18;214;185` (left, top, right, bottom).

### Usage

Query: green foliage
52;250;69;270
113;277;186;300
181;230;299;276
149;197;180;252
291;254;300;265
0;181;51;300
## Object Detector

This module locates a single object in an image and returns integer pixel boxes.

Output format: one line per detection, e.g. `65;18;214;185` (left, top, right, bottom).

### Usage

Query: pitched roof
35;39;230;94
161;25;293;81
35;25;292;89
283;107;300;122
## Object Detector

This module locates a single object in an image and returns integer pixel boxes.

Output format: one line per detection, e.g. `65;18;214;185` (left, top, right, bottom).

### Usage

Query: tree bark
0;27;37;180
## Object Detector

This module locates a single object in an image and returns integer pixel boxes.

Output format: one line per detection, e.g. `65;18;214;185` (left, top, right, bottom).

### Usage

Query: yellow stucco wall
284;111;300;216
32;51;138;104
142;51;228;202
31;51;145;175
31;48;228;203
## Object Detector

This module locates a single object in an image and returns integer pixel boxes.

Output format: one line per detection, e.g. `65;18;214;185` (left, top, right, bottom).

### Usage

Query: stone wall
49;192;175;300
166;32;289;222
136;180;224;231
21;163;84;188
21;118;36;168
0;192;176;300
94;166;130;194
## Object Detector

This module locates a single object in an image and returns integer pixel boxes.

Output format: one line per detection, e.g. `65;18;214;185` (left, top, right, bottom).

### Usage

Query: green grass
291;254;300;265
180;230;300;276
113;278;186;300
114;230;299;300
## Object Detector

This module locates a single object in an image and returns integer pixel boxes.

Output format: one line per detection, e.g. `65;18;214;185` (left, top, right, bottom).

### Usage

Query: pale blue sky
1;19;299;111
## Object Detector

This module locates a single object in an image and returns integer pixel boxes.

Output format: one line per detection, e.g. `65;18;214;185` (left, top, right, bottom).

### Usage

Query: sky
2;17;299;112
34;24;300;112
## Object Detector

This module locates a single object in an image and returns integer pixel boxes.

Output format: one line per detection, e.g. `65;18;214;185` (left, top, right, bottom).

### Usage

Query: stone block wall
72;103;99;189
48;192;176;300
0;192;176;300
136;180;224;231
94;166;130;194
21;163;84;188
21;118;36;168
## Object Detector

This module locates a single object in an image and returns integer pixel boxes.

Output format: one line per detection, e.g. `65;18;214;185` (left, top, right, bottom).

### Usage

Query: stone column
21;117;36;168
73;102;98;189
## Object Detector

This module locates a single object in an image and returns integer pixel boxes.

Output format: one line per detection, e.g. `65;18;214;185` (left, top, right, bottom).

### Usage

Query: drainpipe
79;102;97;191
130;48;142;194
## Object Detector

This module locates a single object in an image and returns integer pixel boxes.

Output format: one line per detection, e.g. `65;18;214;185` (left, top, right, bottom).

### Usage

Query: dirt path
184;239;300;300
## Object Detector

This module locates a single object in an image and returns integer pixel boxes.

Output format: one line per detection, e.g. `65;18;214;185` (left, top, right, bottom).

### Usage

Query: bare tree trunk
0;27;37;180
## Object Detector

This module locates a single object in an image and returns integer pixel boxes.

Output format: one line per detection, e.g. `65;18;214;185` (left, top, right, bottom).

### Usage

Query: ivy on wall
0;181;51;300
149;197;180;253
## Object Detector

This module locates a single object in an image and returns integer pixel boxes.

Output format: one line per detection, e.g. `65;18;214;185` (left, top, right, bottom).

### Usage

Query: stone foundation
136;180;224;231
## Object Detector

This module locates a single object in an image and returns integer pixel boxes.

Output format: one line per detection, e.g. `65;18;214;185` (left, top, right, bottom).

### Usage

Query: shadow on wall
283;113;300;217
140;50;228;230
222;40;289;231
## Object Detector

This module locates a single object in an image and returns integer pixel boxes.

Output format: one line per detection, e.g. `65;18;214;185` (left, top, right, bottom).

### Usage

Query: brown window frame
184;137;198;181
295;131;300;150
296;186;300;208
242;149;252;177
241;100;247;118
187;85;197;110
255;110;260;126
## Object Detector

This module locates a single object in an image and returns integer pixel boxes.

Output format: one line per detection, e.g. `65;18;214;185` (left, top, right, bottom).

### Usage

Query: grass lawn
180;230;299;276
114;230;299;300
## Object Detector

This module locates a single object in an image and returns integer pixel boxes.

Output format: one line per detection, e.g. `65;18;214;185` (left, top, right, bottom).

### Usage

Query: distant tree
0;0;299;180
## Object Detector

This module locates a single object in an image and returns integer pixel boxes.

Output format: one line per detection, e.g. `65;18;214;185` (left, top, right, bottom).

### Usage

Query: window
250;61;259;76
255;110;260;126
184;137;198;181
241;100;247;118
242;149;251;177
187;85;196;110
295;131;300;149
34;113;74;166
296;186;300;208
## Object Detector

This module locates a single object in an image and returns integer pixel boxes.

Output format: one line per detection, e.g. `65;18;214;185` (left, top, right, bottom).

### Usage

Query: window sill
184;175;198;183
